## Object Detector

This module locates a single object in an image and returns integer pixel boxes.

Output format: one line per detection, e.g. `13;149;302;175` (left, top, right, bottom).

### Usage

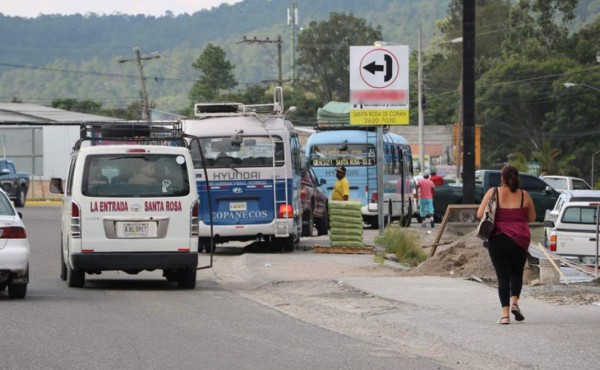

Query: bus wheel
315;207;329;236
281;236;296;252
301;211;314;237
369;215;379;229
400;203;412;227
203;244;216;253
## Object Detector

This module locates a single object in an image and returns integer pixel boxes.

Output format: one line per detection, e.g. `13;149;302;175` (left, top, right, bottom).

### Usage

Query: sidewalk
26;200;61;206
342;276;600;370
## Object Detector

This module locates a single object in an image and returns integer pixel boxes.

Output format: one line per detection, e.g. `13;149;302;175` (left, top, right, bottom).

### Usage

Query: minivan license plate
123;222;149;236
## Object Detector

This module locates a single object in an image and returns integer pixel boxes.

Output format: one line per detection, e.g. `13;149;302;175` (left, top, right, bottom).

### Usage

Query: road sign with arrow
349;45;409;125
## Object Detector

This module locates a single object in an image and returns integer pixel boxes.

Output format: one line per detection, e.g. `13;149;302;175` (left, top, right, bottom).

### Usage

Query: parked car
544;198;600;266
434;169;560;222
0;189;29;298
0;159;30;208
543;190;600;248
542;176;591;192
300;167;328;236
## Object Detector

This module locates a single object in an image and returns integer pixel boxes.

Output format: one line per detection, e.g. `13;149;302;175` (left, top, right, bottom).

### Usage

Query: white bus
184;89;302;252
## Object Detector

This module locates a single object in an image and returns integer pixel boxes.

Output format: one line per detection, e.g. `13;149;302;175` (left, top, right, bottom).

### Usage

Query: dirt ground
399;230;600;305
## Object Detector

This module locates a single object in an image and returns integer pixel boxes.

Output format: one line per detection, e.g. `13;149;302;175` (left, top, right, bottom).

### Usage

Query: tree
189;43;237;104
502;0;577;60
413;1;511;128
297;12;382;102
52;98;102;114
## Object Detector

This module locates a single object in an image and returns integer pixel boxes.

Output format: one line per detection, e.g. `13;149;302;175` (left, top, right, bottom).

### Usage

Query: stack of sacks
328;200;364;247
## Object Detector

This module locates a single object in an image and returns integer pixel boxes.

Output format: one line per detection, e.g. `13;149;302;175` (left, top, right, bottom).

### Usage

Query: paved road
0;206;449;370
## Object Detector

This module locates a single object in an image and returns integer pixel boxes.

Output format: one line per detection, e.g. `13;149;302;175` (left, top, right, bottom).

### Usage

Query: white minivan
51;125;200;289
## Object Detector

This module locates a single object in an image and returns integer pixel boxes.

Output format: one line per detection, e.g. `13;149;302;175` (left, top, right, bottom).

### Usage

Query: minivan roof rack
74;121;187;150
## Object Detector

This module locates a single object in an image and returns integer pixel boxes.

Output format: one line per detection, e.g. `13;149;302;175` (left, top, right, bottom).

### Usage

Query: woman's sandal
511;304;525;322
496;316;510;325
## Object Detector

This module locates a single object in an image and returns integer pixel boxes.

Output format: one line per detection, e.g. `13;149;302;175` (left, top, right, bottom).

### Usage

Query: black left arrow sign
363;60;384;75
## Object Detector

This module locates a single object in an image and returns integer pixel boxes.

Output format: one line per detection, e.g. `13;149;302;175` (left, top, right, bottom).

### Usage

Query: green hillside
0;0;449;112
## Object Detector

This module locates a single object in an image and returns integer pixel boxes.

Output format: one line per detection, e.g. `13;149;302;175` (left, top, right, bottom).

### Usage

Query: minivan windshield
82;154;190;197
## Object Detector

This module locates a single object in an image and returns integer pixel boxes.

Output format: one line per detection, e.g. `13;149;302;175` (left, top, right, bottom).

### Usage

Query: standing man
430;171;445;186
416;172;436;228
539;168;547;179
332;166;349;201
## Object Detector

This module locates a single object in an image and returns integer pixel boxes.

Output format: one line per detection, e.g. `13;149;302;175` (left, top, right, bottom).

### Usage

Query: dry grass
375;226;427;267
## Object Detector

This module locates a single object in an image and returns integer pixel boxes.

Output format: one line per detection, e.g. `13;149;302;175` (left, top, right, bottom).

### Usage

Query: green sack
329;234;364;243
329;200;362;211
329;220;364;229
330;227;363;237
329;215;363;226
329;208;363;217
330;240;365;248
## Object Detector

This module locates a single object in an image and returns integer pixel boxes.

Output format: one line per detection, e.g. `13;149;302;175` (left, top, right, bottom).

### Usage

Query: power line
238;36;283;86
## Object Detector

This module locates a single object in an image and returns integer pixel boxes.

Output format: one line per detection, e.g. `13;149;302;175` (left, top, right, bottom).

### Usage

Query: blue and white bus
184;89;302;252
305;129;414;228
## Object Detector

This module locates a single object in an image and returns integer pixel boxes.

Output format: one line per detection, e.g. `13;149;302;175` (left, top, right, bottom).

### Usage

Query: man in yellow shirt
332;166;349;201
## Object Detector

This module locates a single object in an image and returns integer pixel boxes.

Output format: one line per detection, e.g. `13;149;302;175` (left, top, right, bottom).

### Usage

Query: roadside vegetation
375;226;427;267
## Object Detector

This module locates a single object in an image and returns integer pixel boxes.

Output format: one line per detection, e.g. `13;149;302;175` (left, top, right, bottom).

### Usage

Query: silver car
0;189;29;298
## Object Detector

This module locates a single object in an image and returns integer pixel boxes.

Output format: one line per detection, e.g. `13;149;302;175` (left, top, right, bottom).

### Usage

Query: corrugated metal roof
0;102;121;123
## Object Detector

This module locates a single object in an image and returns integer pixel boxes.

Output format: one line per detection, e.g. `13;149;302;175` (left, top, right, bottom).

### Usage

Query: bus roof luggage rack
74;121;187;150
315;102;379;131
194;87;284;118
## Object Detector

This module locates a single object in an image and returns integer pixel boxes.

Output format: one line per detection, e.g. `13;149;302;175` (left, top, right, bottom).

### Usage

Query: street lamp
564;82;600;93
417;30;462;176
592;149;600;189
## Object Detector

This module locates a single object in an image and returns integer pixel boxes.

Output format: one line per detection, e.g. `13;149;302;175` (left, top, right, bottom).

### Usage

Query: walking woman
477;165;536;325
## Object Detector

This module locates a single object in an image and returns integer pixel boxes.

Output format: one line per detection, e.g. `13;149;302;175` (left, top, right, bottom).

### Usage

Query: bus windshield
195;136;284;168
309;144;376;167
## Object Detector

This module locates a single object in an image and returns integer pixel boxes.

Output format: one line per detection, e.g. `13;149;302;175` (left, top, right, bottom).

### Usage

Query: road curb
26;200;61;206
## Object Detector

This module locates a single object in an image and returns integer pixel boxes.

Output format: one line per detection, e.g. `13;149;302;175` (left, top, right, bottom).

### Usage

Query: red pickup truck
300;168;329;237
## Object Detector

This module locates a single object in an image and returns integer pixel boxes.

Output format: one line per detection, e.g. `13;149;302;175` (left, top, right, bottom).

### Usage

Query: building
391;125;458;178
0;102;121;200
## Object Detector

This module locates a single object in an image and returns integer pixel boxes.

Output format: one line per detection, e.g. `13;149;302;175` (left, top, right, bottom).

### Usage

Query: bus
305;129;414;228
184;89;302;252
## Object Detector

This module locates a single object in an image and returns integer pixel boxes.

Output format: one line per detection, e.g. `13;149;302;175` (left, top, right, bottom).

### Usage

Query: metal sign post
376;126;384;235
593;203;600;279
349;45;410;235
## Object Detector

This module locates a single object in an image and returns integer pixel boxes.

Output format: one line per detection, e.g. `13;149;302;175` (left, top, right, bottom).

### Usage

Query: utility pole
417;25;425;175
118;48;160;122
462;0;476;204
287;0;298;83
239;36;283;86
456;77;463;183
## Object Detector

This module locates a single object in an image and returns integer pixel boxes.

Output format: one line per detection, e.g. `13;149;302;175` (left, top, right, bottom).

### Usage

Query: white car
544;195;600;266
543;190;600;248
543;175;591;192
0;189;29;298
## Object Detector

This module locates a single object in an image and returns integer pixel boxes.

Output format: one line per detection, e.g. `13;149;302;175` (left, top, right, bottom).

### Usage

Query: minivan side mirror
50;178;64;194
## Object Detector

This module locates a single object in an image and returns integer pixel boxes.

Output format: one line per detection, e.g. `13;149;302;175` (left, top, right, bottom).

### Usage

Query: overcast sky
1;0;243;18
